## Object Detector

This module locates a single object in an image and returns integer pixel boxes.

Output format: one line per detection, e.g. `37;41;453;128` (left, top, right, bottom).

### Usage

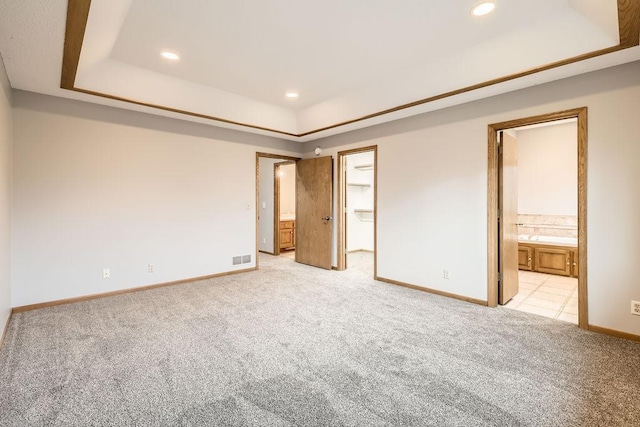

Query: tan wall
517;121;578;216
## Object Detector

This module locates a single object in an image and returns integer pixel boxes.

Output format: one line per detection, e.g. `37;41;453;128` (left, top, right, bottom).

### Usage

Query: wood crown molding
62;0;640;139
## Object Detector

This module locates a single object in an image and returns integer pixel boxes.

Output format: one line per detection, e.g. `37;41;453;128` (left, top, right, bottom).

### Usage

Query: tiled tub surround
517;214;577;238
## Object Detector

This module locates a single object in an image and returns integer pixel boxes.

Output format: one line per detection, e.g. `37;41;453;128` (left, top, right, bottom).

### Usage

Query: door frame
255;152;300;267
273;160;296;255
487;107;588;329
337;145;378;276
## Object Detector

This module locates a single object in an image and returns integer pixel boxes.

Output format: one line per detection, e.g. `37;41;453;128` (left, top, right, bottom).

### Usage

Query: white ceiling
0;0;638;142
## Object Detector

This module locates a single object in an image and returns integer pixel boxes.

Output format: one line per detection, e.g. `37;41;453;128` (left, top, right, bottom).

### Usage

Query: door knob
322;216;332;221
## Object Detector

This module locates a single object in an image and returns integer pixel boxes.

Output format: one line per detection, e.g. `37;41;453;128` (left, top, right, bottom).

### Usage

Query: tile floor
503;271;578;324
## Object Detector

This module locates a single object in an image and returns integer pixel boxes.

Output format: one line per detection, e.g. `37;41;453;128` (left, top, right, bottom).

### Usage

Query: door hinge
498;273;503;282
497;208;501;220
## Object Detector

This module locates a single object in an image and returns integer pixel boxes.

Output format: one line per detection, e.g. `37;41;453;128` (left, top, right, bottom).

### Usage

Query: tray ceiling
1;0;639;141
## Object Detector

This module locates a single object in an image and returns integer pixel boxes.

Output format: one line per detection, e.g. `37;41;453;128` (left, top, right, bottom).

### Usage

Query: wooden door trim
337;146;378;276
487;107;588;329
255;153;301;268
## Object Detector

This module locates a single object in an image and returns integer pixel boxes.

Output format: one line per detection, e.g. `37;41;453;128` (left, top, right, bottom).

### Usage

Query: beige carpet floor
0;253;639;426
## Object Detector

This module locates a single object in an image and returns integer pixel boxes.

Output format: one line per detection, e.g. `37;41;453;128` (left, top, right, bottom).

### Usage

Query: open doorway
256;153;299;266
337;146;377;277
487;108;588;329
274;161;296;258
256;152;334;270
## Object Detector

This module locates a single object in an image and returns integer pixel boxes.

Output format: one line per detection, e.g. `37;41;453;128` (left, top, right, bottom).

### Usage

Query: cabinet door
535;247;571;276
518;245;533;271
571;250;579;278
280;228;293;248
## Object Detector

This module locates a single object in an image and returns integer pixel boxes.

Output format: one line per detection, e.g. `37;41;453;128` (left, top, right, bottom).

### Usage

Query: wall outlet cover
103;268;110;279
232;256;242;265
632;300;640;316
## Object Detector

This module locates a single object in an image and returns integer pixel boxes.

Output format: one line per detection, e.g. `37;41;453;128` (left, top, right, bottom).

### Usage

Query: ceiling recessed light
472;2;495;16
161;51;180;61
285;91;299;99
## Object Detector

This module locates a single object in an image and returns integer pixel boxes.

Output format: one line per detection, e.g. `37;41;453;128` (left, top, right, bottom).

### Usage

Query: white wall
517;122;577;216
307;61;640;337
279;163;296;216
12;91;299;307
258;157;279;253
346;151;374;252
0;54;12;330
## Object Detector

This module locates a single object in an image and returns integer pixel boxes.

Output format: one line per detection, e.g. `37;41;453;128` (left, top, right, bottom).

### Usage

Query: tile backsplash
517;214;577;238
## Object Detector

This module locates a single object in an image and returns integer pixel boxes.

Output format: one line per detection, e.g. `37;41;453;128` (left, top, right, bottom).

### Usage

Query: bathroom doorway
337;146;377;276
256;153;299;265
274;161;296;257
487;108;588;329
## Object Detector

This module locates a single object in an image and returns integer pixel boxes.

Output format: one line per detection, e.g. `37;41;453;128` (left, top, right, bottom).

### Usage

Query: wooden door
295;156;333;269
499;132;519;304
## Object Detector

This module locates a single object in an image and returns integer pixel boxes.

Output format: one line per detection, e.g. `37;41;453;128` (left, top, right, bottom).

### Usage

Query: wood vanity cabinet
518;245;534;271
571;249;579;278
517;243;578;278
534;247;572;276
279;220;295;250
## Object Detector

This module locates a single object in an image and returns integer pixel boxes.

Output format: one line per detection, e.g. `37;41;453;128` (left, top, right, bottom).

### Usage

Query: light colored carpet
1;253;639;426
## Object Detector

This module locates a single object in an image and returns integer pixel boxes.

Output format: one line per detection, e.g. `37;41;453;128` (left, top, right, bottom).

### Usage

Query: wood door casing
295;156;333;269
499;132;519;305
487;107;588;329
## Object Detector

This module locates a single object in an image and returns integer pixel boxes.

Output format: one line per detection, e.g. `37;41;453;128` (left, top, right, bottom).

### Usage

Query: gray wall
308;61;640;337
12;91;298;306
8;61;640;337
0;54;11;331
0;56;13;336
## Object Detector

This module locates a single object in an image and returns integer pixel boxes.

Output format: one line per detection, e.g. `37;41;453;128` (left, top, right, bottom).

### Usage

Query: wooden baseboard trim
588;325;640;343
258;250;276;255
12;267;257;313
376;276;488;306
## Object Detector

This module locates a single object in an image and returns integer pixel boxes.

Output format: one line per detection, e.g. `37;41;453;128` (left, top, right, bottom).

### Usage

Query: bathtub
518;234;577;247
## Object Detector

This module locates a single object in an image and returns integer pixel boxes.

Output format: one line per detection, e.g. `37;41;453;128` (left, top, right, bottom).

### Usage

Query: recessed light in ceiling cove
472;2;495;16
285;91;299;99
161;51;180;61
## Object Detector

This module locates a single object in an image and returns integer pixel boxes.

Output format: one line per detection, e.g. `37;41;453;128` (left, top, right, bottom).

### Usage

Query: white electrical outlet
443;269;450;280
148;263;154;273
262;238;266;244
631;300;640;316
103;268;110;279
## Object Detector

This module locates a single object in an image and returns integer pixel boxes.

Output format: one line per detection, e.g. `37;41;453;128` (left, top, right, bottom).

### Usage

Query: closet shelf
353;209;374;222
354;164;374;171
347;183;371;187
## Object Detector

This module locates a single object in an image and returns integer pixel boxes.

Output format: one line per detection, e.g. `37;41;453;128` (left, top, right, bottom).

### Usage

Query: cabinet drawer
280;221;294;229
